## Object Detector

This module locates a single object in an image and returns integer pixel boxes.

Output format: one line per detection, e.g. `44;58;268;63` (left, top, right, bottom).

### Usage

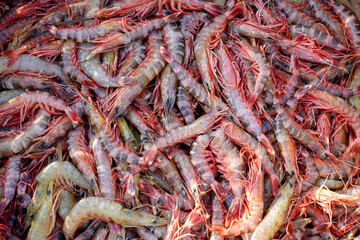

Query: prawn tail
159;46;175;64
258;133;275;156
352;84;360;95
42;23;57;36
6;55;19;68
0;198;10;214
208;225;228;235
269;174;280;196
204;3;224;16
143;145;158;165
65;108;82;125
226;3;243;20
225;197;242;227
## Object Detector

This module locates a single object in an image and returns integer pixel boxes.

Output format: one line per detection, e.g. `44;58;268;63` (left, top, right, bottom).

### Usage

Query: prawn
77;43;136;88
216;43;274;155
81;94;143;165
0;109;50;158
44;18;127;43
63;197;169;237
210;129;246;224
194;5;242;94
305;88;360;138
250;177;295;240
161;20;184;116
307;0;347;45
67;125;99;195
275;115;297;176
0;91;80;125
143;108;227;165
211;160;264;236
0;156;21;213
190;133;224;200
220;119;280;195
117;41;146;77
85;14;178;60
0;72;56;90
27;180;54;240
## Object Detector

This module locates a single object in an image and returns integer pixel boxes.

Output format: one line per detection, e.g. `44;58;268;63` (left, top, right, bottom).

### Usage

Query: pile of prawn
2;0;360;239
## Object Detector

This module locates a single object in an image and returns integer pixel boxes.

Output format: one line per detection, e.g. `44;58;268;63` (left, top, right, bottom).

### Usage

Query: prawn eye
83;101;88;106
47;190;51;195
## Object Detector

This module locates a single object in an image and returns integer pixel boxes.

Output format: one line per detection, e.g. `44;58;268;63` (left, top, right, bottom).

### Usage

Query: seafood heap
1;0;360;239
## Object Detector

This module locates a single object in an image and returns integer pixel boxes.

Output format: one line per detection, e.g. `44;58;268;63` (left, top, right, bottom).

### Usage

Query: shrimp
77;43;136;88
0;109;50;158
211;160;264;236
190;133;224;200
81;95;143;165
44;18;127;43
220;119;280;195
210;129;246;224
0;72;56;90
85;14;177;60
36;161;92;189
0;54;69;84
236;37;271;102
68;125;99;194
143;108;227;165
63;197;169;237
275;39;343;69
274;101;333;161
27;181;54;240
61;41;103;95
0;91;80;125
331;0;360;48
57;190;91;230
290;25;347;51
92;136;115;199
0;17;36;50
307;0;347;45
58;190;77;221
144;143;187;197
106;32;166;119
39;1;87;25
301;70;358;98
160;45;212;107
161;20;184;116
28;103;82;151
194;5;242;94
180;12;210;66
280;54;300;105
275;115;297;176
250;177;295;240
229;19;281;40
0;156;21;213
299;149;319;192
168;147;198;199
305;88;360;138
216;44;274;155
117;41;146;77
274;0;317;27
